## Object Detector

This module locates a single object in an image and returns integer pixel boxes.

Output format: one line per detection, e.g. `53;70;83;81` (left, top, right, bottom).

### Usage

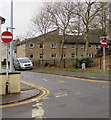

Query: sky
0;0;108;40
0;0;44;39
0;0;73;40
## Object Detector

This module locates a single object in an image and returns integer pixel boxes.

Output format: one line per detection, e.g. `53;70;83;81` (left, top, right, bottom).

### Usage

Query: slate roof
16;29;111;46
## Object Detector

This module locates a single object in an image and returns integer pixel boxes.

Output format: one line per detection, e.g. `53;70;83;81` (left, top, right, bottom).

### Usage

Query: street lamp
0;16;6;73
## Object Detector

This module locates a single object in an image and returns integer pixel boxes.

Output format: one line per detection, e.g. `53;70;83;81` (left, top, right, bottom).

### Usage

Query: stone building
16;29;111;65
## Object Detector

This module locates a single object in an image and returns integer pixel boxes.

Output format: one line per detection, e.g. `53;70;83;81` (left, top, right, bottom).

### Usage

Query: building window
61;44;66;49
51;54;57;58
88;53;94;58
51;43;57;48
71;45;76;49
39;54;44;59
89;44;92;48
106;45;109;49
81;54;83;57
63;44;66;48
81;45;84;49
29;54;34;58
95;45;100;49
29;43;34;48
39;44;44;49
62;54;67;58
71;53;76;59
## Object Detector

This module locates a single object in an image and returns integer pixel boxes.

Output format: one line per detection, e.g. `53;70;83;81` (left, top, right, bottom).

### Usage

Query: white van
14;57;33;70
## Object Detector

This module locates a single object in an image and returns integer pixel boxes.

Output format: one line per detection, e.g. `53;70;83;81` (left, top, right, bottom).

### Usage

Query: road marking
43;79;48;81
55;93;68;98
32;102;44;118
0;81;50;108
27;71;110;84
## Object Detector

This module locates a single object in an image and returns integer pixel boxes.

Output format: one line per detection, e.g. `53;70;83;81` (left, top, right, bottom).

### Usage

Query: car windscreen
18;58;30;63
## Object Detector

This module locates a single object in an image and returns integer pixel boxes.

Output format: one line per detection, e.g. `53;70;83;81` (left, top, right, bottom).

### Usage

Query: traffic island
0;72;21;95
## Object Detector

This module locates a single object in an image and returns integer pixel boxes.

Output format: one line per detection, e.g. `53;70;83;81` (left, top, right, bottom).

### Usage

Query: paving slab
1;84;40;105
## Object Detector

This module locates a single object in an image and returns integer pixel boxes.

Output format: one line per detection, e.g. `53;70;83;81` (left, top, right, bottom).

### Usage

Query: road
2;71;109;119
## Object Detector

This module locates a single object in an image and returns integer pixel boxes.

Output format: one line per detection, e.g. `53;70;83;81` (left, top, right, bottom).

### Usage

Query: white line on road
42;79;48;81
56;94;68;98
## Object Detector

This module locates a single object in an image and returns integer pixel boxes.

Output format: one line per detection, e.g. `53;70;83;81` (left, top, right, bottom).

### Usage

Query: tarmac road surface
2;71;110;119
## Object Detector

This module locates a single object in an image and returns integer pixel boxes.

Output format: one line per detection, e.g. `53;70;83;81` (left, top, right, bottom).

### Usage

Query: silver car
14;57;33;70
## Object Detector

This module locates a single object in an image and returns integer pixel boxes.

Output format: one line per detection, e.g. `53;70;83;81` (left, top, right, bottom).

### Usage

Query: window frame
29;43;34;48
39;44;44;49
62;53;67;58
50;53;57;58
80;44;84;49
89;44;92;48
95;45;100;50
71;53;76;59
71;44;76;49
50;43;57;49
39;54;44;60
29;54;34;58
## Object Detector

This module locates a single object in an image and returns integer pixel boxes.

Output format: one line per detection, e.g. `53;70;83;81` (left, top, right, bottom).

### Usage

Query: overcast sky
0;0;46;39
0;0;72;39
0;0;107;39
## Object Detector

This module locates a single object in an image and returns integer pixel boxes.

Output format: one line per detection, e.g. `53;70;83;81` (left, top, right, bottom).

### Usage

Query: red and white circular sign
1;31;13;43
101;40;107;47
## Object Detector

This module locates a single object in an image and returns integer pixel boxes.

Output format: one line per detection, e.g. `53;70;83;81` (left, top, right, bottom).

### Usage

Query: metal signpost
101;39;107;72
1;31;13;94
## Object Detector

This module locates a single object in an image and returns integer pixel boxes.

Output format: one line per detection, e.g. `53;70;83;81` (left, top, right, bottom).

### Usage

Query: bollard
6;82;9;94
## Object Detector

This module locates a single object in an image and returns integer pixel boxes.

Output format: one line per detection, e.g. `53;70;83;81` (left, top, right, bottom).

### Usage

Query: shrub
44;62;49;67
78;56;96;68
73;58;79;68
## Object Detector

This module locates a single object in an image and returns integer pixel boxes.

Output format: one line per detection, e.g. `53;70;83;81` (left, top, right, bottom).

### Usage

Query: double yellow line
0;81;50;108
29;71;111;84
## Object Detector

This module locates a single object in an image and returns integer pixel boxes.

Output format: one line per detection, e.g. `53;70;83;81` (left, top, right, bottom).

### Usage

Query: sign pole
101;38;107;72
1;30;13;94
0;20;2;73
6;43;9;94
103;47;106;72
10;0;14;72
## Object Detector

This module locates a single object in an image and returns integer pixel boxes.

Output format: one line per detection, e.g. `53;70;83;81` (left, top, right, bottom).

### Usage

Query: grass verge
36;67;111;74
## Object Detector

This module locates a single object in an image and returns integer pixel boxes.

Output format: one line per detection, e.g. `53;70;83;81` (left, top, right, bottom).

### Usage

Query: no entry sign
101;40;107;47
1;31;13;43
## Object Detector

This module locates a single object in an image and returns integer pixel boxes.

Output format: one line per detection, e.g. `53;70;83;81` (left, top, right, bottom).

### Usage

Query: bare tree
32;8;52;62
73;0;108;57
68;13;83;58
45;2;74;60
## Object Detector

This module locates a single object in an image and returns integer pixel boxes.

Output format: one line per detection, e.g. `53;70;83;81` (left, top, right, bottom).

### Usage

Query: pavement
1;82;41;105
1;68;110;106
32;69;111;81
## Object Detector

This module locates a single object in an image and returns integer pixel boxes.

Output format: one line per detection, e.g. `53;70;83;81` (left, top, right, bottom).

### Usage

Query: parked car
14;57;33;70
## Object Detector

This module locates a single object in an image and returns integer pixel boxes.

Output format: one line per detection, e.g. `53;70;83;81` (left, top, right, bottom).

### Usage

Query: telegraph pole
10;0;13;72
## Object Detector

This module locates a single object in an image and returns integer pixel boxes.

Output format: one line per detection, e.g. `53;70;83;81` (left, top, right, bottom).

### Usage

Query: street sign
1;31;13;43
101;40;107;47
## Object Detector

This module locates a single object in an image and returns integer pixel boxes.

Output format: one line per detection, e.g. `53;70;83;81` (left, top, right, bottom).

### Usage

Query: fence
33;59;77;69
93;55;111;70
33;55;111;70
